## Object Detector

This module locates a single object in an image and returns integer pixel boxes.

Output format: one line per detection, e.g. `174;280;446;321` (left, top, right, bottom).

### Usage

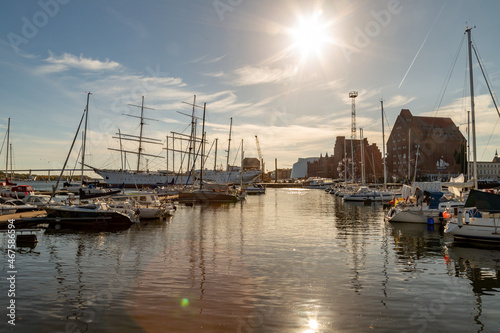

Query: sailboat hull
446;219;500;242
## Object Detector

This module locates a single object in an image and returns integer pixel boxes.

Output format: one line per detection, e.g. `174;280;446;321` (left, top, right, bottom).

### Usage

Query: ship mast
108;96;164;172
467;27;478;189
226;117;232;171
4;118;9;180
380;100;387;190
81;92;90;185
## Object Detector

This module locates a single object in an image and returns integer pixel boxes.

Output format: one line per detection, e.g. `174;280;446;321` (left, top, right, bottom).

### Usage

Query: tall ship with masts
91;96;261;188
90;96;189;188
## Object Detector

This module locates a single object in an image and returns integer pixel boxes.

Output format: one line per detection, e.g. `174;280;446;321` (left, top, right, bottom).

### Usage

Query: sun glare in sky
290;10;333;60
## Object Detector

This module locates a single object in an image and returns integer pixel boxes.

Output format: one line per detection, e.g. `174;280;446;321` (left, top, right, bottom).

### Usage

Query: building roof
392;109;464;141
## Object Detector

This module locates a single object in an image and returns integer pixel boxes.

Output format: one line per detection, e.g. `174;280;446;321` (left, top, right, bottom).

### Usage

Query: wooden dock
0;210;47;229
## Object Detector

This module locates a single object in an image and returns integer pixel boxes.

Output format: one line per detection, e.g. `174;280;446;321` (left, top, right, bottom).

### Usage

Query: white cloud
384;95;416;109
231;65;297;86
204;71;225;77
37;52;122;74
189;54;226;64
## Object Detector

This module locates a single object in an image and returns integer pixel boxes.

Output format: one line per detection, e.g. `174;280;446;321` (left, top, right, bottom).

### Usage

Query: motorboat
109;193;176;219
0;197;40;213
23;194;53;207
244;183;266;195
0;204;17;215
177;184;240;204
0;183;35;199
44;202;137;228
302;177;335;189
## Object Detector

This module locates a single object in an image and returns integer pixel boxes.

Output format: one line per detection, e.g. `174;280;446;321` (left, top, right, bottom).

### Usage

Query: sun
290;11;332;59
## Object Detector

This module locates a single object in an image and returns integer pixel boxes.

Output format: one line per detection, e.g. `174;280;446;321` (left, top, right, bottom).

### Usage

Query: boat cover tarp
412;182;442;194
425;191;444;210
464;189;500;212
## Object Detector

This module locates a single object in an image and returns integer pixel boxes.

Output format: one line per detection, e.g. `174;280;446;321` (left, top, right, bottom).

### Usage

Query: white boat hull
94;169;194;187
198;170;262;184
387;209;442;224
343;193;394;202
446;216;500;242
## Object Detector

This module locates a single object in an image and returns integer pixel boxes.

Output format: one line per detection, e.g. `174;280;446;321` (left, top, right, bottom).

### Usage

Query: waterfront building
291;157;319;179
306;153;335;178
332;136;383;182
386;109;466;181
476;150;500;180
242;157;261;170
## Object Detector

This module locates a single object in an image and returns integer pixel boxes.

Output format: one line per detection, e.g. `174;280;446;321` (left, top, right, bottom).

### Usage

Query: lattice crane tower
349;91;358;140
349;91;358;181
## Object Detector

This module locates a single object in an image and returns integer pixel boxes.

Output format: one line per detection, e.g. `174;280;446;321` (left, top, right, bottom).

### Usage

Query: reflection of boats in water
389;222;444;259
446;245;500;296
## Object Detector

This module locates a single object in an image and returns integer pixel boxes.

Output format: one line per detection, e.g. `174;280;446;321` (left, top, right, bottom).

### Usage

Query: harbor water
1;187;500;332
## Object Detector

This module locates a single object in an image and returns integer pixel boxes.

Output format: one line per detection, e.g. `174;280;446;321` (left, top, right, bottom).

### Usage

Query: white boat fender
465;212;470;225
457;211;464;227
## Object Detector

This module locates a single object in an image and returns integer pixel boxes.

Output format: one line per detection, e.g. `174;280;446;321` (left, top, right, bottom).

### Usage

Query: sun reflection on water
303;318;319;333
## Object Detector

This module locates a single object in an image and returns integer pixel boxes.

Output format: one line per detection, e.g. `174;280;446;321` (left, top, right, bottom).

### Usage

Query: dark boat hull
44;206;134;228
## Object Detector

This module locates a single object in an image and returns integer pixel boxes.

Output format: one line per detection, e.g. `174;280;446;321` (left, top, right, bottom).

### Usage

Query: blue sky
1;0;499;175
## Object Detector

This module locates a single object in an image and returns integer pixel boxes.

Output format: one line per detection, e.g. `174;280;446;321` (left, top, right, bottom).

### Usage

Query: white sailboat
195;117;261;184
47;93;137;228
445;28;500;242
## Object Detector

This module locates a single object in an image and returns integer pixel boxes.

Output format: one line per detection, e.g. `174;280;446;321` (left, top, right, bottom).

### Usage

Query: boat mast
467;27;478;189
359;128;365;185
408;128;411;182
51;99;88;201
137;96;145;172
467;111;471;181
214;138;218;171
81;92;90;186
380;100;387;190
187;95;196;174
241;139;244;187
199;103;206;189
5;118;9;180
226;117;232;171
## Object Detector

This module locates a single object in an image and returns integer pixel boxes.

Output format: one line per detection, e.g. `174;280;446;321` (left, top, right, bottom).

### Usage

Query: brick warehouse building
386;109;466;181
306;153;335;178
330;136;383;181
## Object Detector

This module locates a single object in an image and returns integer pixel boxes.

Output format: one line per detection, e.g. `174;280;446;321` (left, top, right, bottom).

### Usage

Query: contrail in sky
398;1;448;89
